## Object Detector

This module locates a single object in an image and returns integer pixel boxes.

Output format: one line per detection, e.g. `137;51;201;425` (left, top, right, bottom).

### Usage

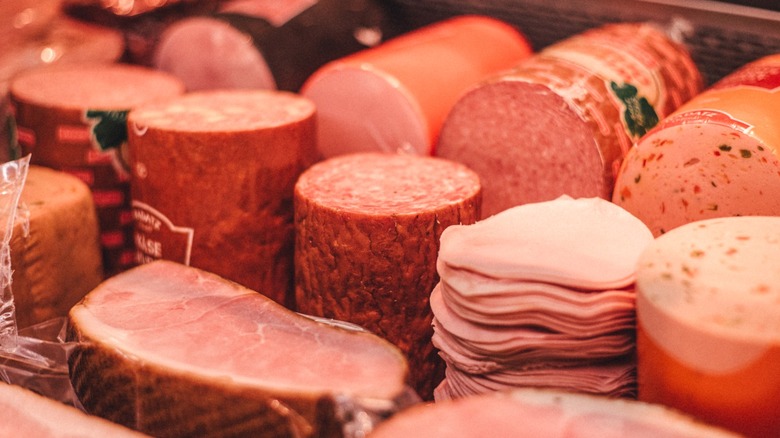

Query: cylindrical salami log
635;216;780;438
436;22;703;218
152;0;403;92
294;152;482;400
9;64;185;276
613;54;780;236
11;166;103;329
300;15;533;158
127;90;317;307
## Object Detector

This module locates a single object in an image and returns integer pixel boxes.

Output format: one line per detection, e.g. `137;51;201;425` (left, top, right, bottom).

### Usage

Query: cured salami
153;0;401;92
368;388;740;438
9;64;185;275
294;152;481;400
68;260;410;438
613;54;780;236
301;15;532;158
635;216;780;437
436;22;702;218
127;89;317;307
431;197;653;401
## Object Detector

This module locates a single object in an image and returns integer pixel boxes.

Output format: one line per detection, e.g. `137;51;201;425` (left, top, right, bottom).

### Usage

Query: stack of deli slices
431;196;654;401
368;388;740;438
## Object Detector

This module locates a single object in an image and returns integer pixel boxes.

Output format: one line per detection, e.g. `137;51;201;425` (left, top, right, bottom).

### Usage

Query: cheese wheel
301;15;533;158
294;152;482;400
436;22;702;218
11;165;103;329
127;89;317;307
613;54;780;236
636;216;780;437
10;64;185;275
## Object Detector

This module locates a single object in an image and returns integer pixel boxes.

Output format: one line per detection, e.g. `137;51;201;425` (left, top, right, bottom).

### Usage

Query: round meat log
127;90;317;307
436;22;703;218
9;63;185;275
294;152;482;400
613;53;780;236
153;0;401;92
636;216;780;438
300;15;533;158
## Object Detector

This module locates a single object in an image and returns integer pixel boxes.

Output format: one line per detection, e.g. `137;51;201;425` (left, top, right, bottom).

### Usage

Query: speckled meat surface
294;152;481;400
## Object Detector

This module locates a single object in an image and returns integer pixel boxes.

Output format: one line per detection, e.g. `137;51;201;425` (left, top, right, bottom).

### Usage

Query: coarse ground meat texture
294;152;481;400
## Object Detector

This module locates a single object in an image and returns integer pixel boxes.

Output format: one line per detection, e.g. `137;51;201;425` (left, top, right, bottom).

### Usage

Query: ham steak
0;382;146;437
367;389;741;438
67;260;410;437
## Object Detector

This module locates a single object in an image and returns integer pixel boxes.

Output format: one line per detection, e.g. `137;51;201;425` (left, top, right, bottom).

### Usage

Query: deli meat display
1;0;779;437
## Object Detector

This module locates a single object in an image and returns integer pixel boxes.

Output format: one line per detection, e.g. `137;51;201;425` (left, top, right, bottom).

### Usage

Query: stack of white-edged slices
431;196;653;400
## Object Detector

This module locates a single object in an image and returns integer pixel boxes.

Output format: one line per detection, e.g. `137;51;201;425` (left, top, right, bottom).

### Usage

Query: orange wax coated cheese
635;216;780;437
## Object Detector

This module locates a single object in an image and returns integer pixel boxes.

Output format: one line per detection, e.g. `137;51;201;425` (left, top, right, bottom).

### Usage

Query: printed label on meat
655;109;754;135
542;41;663;140
83;109;131;180
132;201;194;266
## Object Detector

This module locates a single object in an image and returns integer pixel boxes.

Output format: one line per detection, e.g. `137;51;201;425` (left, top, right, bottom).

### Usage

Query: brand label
542;40;662;140
656;109;754;135
132;201;194;266
83;109;131;180
57;125;92;143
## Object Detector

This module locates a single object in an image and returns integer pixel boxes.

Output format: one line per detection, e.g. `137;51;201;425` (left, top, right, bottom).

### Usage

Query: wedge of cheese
11;165;103;328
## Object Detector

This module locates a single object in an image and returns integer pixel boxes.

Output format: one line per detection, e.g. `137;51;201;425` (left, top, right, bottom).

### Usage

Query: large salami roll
301;15;532;158
9;64;185;276
635;216;780;437
294;152;481;400
127;90;317;307
613;54;780;236
436;22;703;218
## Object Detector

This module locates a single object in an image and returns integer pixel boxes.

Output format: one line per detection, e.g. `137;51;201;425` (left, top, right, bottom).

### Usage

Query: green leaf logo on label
84;109;131;179
85;109;129;151
610;81;659;139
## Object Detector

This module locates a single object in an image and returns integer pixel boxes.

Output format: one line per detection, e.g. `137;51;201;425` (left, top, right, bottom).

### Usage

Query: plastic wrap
0;155;81;407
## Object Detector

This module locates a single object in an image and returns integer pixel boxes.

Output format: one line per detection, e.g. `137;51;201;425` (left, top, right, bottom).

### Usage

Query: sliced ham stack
431;197;654;401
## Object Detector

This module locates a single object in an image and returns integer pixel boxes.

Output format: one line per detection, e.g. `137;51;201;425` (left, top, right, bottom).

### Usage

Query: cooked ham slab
0;382;147;437
368;389;741;438
67;260;410;437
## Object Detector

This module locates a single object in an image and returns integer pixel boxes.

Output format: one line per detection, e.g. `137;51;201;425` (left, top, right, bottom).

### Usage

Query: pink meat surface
369;389;739;438
69;260;408;398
